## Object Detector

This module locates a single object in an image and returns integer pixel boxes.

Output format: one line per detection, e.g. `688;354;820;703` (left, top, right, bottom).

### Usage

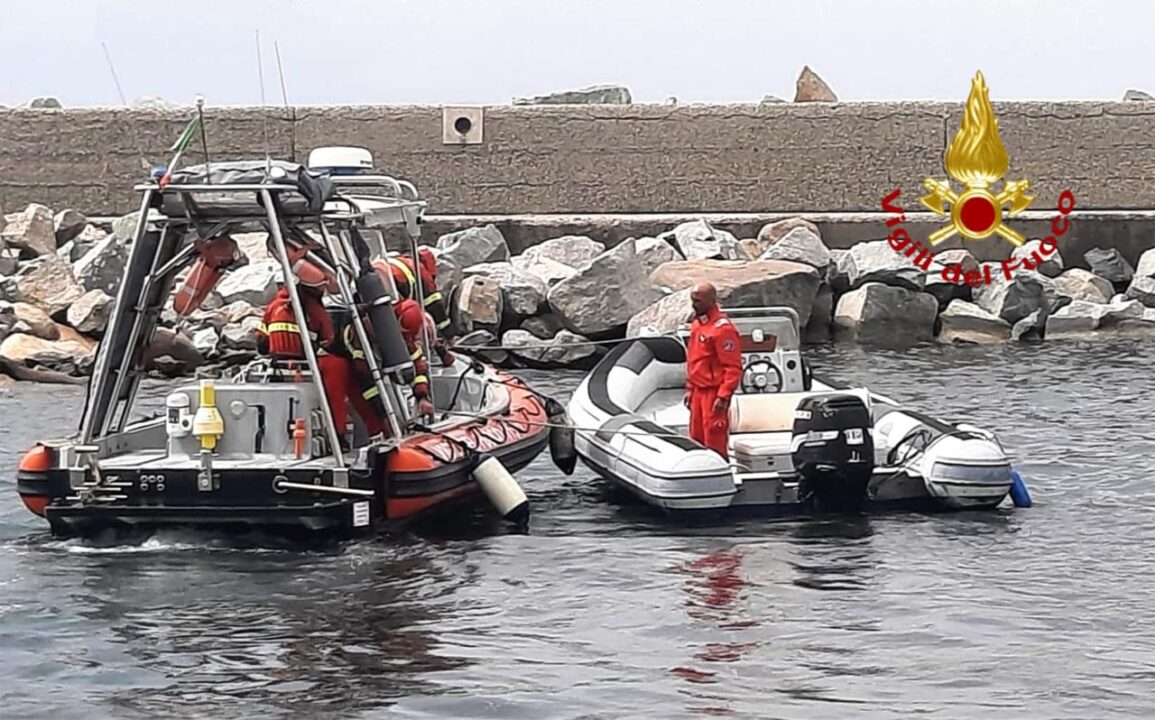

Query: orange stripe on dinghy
386;483;478;519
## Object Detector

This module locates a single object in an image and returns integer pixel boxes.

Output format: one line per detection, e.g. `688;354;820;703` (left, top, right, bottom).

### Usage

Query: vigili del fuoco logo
880;71;1075;287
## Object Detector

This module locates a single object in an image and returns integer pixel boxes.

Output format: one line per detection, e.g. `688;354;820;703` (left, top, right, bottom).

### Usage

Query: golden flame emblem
919;71;1035;246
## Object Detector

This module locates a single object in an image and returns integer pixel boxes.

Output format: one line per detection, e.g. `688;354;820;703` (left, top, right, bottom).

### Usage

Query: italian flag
158;116;200;188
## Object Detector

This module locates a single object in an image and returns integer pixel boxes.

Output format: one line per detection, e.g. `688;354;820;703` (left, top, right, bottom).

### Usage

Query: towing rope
456;333;681;352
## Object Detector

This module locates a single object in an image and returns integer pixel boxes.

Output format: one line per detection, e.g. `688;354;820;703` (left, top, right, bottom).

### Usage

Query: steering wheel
740;358;784;394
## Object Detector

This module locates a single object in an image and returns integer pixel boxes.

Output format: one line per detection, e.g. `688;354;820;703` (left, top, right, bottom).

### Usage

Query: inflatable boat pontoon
567;307;1031;519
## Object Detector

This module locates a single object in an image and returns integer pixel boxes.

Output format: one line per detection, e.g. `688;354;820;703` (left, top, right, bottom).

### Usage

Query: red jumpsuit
686;307;743;459
256;287;384;438
372;251;452;337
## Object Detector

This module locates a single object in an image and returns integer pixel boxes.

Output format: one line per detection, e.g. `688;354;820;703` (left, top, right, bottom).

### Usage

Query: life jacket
372;253;451;333
173;235;244;315
340;298;435;400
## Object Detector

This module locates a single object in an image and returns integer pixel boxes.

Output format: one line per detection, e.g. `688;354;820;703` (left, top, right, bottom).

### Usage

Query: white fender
473;454;529;525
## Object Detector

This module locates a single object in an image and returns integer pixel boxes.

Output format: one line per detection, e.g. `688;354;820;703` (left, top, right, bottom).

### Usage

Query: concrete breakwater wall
2;101;1155;220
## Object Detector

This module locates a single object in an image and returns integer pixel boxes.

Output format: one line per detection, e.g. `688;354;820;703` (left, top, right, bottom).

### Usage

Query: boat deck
97;450;356;471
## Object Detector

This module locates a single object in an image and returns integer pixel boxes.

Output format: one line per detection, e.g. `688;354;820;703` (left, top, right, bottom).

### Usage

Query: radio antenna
255;29;271;171
274;40;290;109
196;95;211;176
101;42;128;106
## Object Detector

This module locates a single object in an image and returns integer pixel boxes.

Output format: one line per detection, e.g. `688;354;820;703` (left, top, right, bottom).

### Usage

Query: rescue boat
566;307;1033;520
15;147;570;538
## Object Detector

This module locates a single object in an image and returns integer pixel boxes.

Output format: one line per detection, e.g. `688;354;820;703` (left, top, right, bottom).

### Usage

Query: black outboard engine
790;394;875;513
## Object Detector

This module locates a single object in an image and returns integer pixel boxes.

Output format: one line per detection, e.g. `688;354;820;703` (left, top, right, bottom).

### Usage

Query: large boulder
649;259;822;326
220;316;263;352
0;302;14;344
757;226;831;271
214;260;278;307
513;84;631;105
1097;297;1155;338
14;255;85;319
634;237;680;276
141;328;203;371
512;254;576;287
433;251;464;311
657;220;740;261
520;313;566;339
73;233;131;295
0;333;94;376
436;225;510;269
1011;310;1045;343
66;290;114;335
1085;247;1134;286
1054;268;1113;304
2;204;56;257
1124;248;1155;307
502;329;600;369
794;65;837;102
828;249;852;293
937;300;1011;344
455;330;507;366
1044;300;1107;339
1010;239;1063;278
463;262;547;319
53;209;88;245
10;302;59;340
755;218;822;257
521;236;605;268
548;239;659;337
973;266;1062;325
455;275;504;333
845;240;925;290
833;283;938;345
627;288;693;338
192;327;220;358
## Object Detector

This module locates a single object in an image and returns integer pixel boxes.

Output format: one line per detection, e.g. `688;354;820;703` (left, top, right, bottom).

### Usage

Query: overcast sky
3;0;1150;107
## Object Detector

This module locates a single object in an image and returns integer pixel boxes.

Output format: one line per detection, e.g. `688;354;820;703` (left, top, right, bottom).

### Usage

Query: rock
520;313;566;340
1098;297;1155;338
737;239;762;260
192;327;219;358
828;249;852;293
10;302;59;341
220;316;263;352
213;260;278;307
456;275;504;333
794;65;837;102
0;302;14;343
0;333;94;376
1010;239;1063;278
149;356;192;378
924;272;969;309
142;327;203;370
111;212;139;243
757;226;831;271
66;290;114;334
512;85;631;105
937;300;1012;344
634;237;680;276
2;204;56;257
1054;268;1113;304
436;225;510;269
73;233;130;295
1044;300;1106;338
0;251;16;276
14;255;85;319
1124;89;1154;101
521;236;605;268
1123;249;1155;306
627;288;693;338
463;262;547;319
512;254;576;287
502;329;600;369
26;97;62;109
1012;310;1045;342
0;276;20;303
548;239;659;337
53;209;87;245
455;329;507;366
756;218;822;256
973;267;1061;325
433;252;464;312
133;96;178;110
233;232;270;262
761;95;787;104
1085;247;1134;286
834;283;938;345
802;284;835;344
845;240;925;290
649;259;822;326
937;248;980;276
658;220;740;261
69;225;107;261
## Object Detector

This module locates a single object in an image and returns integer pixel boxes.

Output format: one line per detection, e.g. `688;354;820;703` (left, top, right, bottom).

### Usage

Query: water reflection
55;538;472;718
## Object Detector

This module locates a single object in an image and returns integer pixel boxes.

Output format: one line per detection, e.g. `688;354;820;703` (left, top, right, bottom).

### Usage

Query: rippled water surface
2;341;1155;719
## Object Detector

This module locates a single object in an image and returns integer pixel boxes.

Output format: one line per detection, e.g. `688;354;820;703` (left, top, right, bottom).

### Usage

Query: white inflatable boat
566;307;1031;519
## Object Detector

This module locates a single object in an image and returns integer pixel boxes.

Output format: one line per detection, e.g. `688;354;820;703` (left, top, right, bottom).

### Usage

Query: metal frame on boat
16;152;552;537
567;306;1032;520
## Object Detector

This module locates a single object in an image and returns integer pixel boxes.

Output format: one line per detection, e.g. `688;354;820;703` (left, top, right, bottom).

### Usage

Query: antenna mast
255;29;271;171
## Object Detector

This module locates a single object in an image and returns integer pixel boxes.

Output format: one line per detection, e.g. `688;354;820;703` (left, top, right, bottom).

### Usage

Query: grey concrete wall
2;102;1152;217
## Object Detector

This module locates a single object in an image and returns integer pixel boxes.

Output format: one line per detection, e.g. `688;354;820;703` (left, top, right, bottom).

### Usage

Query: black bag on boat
159;160;337;218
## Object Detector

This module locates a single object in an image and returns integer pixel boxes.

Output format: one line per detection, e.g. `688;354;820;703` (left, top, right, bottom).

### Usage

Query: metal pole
261;190;346;467
316;222;405;439
405;229;436;417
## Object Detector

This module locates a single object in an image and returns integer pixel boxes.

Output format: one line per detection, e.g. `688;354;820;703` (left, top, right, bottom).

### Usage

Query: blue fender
1009;468;1032;508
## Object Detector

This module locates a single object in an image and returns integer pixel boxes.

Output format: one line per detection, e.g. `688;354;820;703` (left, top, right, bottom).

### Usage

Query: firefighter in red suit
256;266;386;447
683;282;743;460
373;248;453;341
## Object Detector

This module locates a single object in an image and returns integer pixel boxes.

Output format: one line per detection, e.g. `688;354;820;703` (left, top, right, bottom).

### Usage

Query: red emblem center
959;195;998;234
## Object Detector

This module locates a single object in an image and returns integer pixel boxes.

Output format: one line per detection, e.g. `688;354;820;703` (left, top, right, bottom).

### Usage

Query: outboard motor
790;394;875;513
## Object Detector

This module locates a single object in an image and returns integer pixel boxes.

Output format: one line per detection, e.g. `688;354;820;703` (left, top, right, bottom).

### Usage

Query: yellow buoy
191;378;225;450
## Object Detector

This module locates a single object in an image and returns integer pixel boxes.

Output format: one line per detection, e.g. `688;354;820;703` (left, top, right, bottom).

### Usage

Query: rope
455;333;680;352
436;408;697;442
